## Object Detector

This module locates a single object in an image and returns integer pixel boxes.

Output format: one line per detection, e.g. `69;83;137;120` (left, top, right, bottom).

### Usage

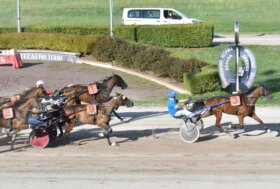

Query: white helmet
36;80;44;87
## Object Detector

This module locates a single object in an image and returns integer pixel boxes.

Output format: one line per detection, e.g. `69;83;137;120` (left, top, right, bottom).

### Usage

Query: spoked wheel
179;121;200;143
186;118;204;131
29;128;50;148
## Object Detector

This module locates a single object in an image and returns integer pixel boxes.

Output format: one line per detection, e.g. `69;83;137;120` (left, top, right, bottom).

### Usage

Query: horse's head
259;84;273;99
114;93;134;108
113;74;128;89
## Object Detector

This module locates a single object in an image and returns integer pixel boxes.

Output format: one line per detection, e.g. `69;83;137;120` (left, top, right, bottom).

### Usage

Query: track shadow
201;122;280;140
21;62;44;68
49;127;178;147
110;110;168;126
0;133;31;153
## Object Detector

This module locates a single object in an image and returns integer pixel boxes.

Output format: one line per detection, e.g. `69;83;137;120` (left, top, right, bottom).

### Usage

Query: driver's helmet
36;80;44;87
168;91;177;98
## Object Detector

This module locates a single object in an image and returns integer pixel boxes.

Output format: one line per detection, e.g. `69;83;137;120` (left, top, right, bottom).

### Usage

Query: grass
1;0;280;34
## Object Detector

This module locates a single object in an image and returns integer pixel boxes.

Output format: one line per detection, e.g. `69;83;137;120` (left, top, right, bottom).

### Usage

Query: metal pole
109;0;113;37
234;21;240;92
17;0;21;33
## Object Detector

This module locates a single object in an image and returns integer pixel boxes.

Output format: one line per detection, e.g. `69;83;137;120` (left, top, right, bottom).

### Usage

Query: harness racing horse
0;98;42;150
0;86;48;109
63;93;134;146
62;74;128;120
202;84;272;132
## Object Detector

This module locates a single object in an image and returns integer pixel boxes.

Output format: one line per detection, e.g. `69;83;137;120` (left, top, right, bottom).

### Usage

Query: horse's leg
212;110;224;132
113;110;123;121
10;132;17;150
98;123;115;146
250;113;270;132
64;120;75;144
237;115;245;129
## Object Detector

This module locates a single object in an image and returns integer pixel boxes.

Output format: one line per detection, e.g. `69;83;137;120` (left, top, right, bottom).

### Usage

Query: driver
36;80;54;95
167;91;192;118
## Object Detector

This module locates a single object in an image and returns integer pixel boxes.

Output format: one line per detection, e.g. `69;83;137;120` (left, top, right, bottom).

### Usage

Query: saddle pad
87;104;98;115
87;84;98;94
2;108;14;119
230;95;241;106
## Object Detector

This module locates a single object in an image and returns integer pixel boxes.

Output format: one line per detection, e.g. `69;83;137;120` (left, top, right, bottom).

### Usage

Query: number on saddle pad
87;104;98;115
230;95;241;106
2;108;14;119
87;84;98;94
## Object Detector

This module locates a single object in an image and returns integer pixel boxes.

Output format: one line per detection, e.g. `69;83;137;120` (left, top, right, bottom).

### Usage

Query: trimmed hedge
24;25;110;35
0;33;97;55
127;24;214;47
0;27;17;34
183;69;221;94
92;35;207;82
0;24;213;48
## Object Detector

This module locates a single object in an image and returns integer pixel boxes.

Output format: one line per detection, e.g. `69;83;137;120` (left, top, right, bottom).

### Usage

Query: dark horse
0;97;42;150
63;74;128;104
62;93;134;146
201;84;272;132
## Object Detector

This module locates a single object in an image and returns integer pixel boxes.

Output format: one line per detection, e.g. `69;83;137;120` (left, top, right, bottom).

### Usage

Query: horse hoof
111;142;118;146
266;129;271;133
98;133;105;137
229;133;237;139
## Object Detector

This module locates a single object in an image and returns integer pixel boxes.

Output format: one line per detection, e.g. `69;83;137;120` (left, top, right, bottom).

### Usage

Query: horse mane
19;87;37;98
242;86;258;96
12;96;31;107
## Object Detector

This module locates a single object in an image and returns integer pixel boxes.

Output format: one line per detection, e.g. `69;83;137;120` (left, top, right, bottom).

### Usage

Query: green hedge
183;69;221;94
0;24;213;48
24;25;110;35
0;33;97;54
127;24;214;47
0;27;17;34
92;35;207;82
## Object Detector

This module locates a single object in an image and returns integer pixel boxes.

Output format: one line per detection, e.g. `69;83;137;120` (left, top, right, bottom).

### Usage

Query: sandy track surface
1;62;280;188
1;106;280;189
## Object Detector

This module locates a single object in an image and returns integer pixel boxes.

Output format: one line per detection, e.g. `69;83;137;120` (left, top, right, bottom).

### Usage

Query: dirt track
1;62;280;189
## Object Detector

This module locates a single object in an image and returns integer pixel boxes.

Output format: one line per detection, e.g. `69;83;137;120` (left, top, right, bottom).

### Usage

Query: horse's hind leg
250;113;270;132
64;120;75;144
10;132;17;150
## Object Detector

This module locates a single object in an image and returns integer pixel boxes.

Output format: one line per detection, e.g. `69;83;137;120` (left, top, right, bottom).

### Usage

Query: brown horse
0;86;48;109
62;93;134;146
0;97;42;150
201;84;272;132
63;74;128;104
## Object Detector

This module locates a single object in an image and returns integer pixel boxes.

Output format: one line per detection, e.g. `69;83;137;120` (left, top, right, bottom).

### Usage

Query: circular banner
218;46;257;91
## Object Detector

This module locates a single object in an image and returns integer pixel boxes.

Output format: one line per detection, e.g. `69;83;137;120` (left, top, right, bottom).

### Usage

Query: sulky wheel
179;121;200;143
186;118;204;131
29;128;50;148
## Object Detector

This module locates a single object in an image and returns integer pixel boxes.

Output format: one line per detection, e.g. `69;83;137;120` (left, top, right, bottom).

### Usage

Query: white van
122;8;201;25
